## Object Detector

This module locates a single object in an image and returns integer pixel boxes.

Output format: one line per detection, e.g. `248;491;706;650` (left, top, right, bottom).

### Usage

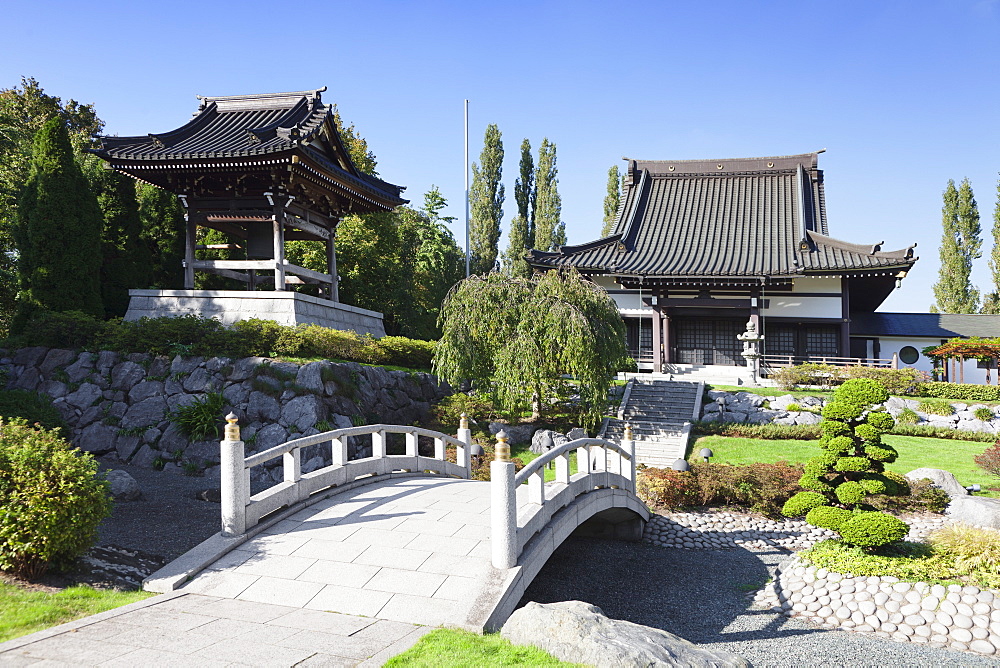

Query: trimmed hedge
691;421;821;440
919;381;1000;402
4;310;437;371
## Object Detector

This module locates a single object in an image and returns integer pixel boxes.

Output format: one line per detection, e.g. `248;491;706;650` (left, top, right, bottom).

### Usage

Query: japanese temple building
527;152;920;373
91;88;404;336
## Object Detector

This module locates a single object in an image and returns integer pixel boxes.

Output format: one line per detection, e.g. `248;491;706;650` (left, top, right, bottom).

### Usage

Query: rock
64;352;96;383
795;412;823;425
296;362;326;395
768;394;798;410
702;403;721;414
565;427;588;441
906;468;969;499
128;380;164;404
946;497;1000;530
281;395;323;431
195;488;221;503
40;348;77;376
501;601;749;667
121;396;168;430
182;367;214;393
720;411;748;424
488;422;537;446
129;445;161;469
247;391;281;423
116;434;142;462
111;361;146;391
530;429;569;455
255;423;289;451
12;346;48;367
77;422;118;455
105;470;141;501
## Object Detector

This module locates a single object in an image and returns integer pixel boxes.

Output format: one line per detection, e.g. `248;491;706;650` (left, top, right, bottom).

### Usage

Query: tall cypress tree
136;182;186;289
985;176;1000;314
514;139;535;245
533;139;562;252
601;165;621;237
932;178;981;313
501;214;531;278
469;124;504;274
14;117;102;328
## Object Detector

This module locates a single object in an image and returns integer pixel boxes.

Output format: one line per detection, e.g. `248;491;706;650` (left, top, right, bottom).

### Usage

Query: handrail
220;416;474;537
490;431;636;569
760;354;896;369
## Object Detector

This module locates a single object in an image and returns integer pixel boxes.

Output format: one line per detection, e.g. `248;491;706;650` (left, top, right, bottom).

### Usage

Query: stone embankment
703;389;1000;433
1;346;449;483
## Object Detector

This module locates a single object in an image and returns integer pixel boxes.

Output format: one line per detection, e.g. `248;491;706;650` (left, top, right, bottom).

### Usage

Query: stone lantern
737;319;764;386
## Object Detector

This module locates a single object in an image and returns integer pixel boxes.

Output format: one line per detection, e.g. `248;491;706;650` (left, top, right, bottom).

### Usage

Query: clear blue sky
4;0;999;313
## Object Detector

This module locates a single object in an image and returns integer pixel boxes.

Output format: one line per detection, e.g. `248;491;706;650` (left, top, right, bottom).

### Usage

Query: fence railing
489;430;636;569
219;414;473;536
761;353;898;371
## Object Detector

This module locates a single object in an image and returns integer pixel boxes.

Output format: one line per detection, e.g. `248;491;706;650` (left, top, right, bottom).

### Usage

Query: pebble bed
642;510;1000;657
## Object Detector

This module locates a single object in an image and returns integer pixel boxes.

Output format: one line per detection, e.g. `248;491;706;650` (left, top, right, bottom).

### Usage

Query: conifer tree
983;176;1000;314
13;118;102;328
469;124;504;274
136;182;186;289
534;139;562;252
601;165;621;237
514;139;535;244
932;178;981;313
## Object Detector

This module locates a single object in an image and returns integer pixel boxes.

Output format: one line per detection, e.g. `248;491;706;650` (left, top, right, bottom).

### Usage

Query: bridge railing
490;428;636;569
219;413;473;537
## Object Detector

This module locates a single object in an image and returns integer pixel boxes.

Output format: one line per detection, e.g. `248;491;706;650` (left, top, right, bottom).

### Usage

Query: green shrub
975;442;1000;477
858;476;887;495
882;470;910;495
639;461;803;516
785;402;801;412
296;325;370;362
691;421;821;440
821;420;852;438
866;411;896;431
896;407;920;424
0;390;67;436
837;512;910;549
834;456;870;472
918;398;954;416
863;443;897;463
782;491;828;517
890;423;995;441
636;468;699;510
0;420;112;578
920;382;1000;402
770;363;842;390
841;366;925;395
372;336;435;370
822;401;864;421
7;310;106;350
432;393;501;427
929;524;1000;574
975;407;996;422
806;505;852;531
835;480;865;504
168;392;227;440
868;478;949;514
231;319;303;358
834;378;889;407
822;436;853;454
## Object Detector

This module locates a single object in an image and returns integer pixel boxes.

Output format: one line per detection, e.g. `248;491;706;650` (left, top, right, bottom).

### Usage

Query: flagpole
464;99;470;277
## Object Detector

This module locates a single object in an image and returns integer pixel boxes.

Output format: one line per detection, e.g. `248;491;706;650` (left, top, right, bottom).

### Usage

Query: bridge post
220;413;249;537
457;413;473;478
490;431;517;569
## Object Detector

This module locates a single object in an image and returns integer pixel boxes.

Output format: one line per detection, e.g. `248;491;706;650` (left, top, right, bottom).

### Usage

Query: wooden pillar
327;228;339;302
663;313;672;364
272;207;286;291
651;305;662;374
840;278;851;360
184;212;196;289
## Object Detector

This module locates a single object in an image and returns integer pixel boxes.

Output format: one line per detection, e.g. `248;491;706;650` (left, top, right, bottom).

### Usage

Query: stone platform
125;289;386;337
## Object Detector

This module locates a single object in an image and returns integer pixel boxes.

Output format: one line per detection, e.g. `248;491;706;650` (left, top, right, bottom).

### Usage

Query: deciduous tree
533;139;562;252
514;139;535;243
601;165;621;237
469;124;504;274
136;182;186;289
501;214;531;278
14;118;103;328
435;268;629;425
932;178;981;313
983;176;1000;314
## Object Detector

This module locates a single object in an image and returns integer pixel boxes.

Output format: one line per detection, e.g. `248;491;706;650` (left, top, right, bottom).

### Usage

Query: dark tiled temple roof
91;88;405;208
851;312;1000;339
528;152;916;279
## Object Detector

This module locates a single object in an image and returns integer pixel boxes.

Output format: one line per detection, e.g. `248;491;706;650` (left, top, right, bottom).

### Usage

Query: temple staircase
600;379;704;468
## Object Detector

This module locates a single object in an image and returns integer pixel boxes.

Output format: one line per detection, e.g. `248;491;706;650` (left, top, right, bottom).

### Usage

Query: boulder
281;395;323;431
128;380;164;404
530;429;569;455
247;391;281;423
105;470;141;501
182;367;214;393
77;422;118;455
502;601;749;668
64;352;96;383
121;396;167;430
110;361;146;391
946;496;1000;529
906;467;969;499
565;427;587;441
40;348;77;376
794;411;823;425
733;392;766;407
296;362;326;395
768;394;798;410
489;422;538;446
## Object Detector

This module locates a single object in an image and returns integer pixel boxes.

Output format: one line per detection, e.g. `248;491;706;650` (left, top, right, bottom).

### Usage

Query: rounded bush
782;491;829;517
822;436;854;455
0;420;112;578
822;401;864;422
881;470;910;496
799;474;833;492
834;378;889;408
834;456;871;473
821;420;852;438
864;443;898;463
866;411;896;431
806;505;852;531
835;480;866;505
854;424;881;442
859;475;888;495
811;452;838;468
837;511;909;548
803;460;827;478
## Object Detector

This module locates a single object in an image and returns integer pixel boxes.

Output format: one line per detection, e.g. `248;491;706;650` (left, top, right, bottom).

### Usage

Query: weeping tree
434;268;630;426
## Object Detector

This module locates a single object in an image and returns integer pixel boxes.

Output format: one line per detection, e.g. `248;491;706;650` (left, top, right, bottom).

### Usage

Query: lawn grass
706;384;836;400
384;628;580;667
511;443;578;482
0;582;153;643
692;434;1000;497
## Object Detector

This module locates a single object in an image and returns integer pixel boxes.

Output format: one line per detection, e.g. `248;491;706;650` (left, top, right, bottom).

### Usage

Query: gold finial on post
495;430;510;462
224;413;240;441
624;423;633;441
460;412;469;430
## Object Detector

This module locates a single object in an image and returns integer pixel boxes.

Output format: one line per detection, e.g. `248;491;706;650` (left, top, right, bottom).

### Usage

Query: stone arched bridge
144;418;649;631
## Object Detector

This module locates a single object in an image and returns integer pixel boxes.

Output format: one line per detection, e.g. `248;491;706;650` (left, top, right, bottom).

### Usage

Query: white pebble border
641;510;945;552
755;557;1000;656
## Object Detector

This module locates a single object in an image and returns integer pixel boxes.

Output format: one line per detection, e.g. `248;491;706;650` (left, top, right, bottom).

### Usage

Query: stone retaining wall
1;346;449;483
755;556;1000;656
703;390;1000;433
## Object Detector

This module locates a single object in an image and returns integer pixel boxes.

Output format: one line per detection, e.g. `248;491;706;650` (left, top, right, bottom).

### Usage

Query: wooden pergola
925;338;1000;384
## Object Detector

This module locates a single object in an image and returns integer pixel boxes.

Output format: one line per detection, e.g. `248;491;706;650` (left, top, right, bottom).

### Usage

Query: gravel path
518;536;1000;667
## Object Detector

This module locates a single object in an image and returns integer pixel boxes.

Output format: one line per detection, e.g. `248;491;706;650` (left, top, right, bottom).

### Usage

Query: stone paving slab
0;591;428;667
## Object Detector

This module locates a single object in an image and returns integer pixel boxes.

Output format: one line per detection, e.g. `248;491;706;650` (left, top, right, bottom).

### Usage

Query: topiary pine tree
13;117;103;330
781;378;910;549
